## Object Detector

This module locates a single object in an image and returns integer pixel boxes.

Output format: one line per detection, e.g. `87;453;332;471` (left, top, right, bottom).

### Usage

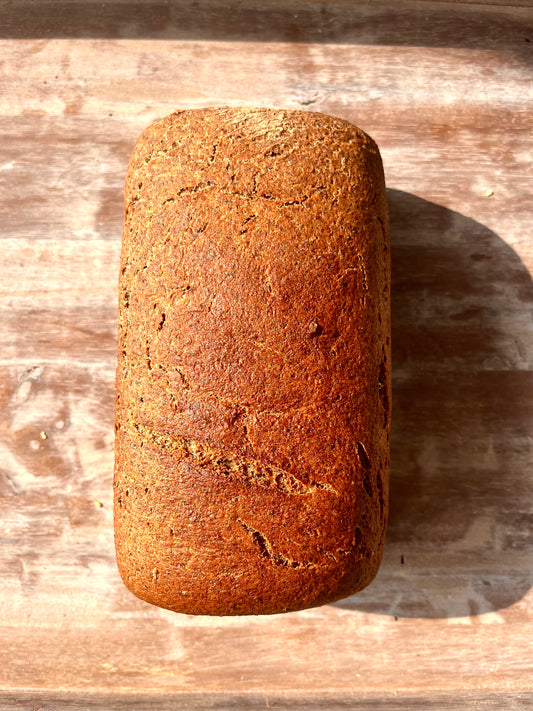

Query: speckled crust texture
114;107;391;616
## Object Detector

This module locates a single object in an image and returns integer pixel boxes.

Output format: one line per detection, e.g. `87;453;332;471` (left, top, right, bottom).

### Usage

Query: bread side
114;108;390;615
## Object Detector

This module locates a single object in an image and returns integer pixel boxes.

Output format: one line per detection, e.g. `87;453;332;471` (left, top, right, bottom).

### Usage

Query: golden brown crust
114;108;390;615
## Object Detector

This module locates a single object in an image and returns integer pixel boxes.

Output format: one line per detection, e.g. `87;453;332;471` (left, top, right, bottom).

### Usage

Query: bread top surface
115;108;390;615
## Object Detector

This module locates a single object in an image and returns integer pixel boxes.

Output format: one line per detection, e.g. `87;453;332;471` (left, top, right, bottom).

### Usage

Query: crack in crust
131;424;337;496
238;519;315;569
237;519;358;570
136;176;327;207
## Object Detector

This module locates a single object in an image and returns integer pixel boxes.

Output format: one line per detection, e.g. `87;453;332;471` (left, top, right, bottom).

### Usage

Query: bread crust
114;108;391;615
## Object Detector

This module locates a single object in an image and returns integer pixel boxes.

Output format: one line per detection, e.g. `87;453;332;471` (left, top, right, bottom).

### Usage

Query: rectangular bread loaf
114;107;391;615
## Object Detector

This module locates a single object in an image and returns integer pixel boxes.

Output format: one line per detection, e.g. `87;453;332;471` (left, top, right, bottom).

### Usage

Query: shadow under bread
335;189;533;619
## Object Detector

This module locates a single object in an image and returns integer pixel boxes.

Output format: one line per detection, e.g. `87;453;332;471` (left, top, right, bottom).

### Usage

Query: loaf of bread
114;108;390;615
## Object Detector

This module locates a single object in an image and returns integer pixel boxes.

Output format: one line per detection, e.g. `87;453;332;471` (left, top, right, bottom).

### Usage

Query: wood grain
0;1;532;708
2;0;532;42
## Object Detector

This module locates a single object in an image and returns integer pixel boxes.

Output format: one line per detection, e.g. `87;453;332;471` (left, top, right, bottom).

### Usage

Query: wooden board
1;1;532;708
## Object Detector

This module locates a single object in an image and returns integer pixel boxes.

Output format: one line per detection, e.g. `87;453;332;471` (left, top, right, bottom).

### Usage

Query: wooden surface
1;1;532;708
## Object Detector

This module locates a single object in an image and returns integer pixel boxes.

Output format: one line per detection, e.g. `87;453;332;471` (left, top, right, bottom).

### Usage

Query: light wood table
1;1;532;708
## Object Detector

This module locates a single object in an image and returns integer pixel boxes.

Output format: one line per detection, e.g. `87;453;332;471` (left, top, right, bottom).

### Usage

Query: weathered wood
1;0;532;707
1;0;532;42
1;690;533;711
